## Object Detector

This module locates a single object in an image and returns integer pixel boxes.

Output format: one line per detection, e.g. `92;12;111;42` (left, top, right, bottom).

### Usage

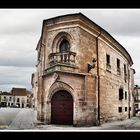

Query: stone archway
51;90;73;125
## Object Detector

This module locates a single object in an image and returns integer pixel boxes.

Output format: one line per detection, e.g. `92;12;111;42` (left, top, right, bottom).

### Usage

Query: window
118;107;122;112
4;96;6;101
124;64;127;74
117;59;120;69
59;40;70;53
119;88;123;100
59;39;70;62
125;107;127;112
17;98;20;102
9;97;12;101
124;64;127;82
106;54;111;71
117;58;121;74
125;91;127;100
106;54;110;65
129;107;131;111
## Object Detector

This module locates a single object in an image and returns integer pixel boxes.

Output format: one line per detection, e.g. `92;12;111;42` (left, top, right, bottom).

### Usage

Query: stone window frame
51;32;73;54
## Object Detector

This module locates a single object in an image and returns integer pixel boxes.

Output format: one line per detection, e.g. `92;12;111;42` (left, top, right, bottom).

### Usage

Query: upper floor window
117;58;121;74
106;54;111;72
124;64;127;82
59;40;70;62
59;39;70;53
117;58;120;69
125;91;127;100
124;64;127;74
9;97;12;101
106;54;110;65
17;98;20;102
119;88;123;100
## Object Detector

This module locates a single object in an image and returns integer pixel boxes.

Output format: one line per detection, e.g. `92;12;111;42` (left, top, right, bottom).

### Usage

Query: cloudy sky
0;9;140;92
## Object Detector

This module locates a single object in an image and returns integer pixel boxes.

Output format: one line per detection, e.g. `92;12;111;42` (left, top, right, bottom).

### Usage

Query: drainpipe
96;30;101;126
128;68;130;119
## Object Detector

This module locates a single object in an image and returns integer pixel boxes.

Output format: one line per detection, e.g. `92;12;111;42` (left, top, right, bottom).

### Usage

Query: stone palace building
32;13;135;126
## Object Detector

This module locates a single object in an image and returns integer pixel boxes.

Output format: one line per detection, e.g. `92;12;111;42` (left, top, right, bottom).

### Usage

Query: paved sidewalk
32;117;140;131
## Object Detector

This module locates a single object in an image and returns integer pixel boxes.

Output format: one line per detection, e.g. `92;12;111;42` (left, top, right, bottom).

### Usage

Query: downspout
96;30;101;125
128;67;130;119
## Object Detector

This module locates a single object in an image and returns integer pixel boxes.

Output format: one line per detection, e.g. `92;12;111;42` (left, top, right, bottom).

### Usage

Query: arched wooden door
51;90;73;125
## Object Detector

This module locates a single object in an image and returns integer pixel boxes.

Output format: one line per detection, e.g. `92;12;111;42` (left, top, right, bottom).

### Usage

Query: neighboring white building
0;92;14;107
0;88;32;108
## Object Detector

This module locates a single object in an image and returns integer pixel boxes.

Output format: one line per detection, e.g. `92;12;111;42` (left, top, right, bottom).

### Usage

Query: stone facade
33;13;135;126
134;85;140;114
31;72;38;110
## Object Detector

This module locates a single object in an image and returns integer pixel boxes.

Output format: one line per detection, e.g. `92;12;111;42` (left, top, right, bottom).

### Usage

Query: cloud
0;34;37;67
0;9;140;91
70;9;140;36
0;66;35;91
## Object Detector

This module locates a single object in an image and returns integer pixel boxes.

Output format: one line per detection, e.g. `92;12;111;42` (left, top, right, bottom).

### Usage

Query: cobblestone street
1;108;140;131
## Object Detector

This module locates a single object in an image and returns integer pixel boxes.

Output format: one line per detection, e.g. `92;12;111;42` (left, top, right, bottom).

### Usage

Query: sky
0;9;140;92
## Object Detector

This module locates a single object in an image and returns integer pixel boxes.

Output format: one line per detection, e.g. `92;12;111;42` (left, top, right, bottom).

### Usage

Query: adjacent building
134;85;140;114
0;88;32;108
0;92;14;107
32;13;135;126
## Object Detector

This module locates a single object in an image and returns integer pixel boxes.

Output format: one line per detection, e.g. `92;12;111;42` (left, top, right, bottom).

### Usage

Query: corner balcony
44;51;77;75
49;51;76;65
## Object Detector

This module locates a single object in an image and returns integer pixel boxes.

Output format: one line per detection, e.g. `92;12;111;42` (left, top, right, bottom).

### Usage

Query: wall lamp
88;58;96;72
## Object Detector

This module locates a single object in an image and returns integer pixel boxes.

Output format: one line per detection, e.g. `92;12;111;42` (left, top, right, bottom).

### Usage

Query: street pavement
1;108;140;131
33;117;140;131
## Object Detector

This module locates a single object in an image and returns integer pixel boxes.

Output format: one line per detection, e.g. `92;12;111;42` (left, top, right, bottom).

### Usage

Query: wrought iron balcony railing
48;51;76;66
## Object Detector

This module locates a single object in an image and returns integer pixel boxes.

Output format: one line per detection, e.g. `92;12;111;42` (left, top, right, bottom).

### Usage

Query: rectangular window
106;54;110;65
129;107;131;111
119;88;123;100
124;64;127;82
106;54;111;72
124;64;126;74
125;107;127;112
17;98;20;102
118;107;122;112
117;58;120;69
9;97;12;101
125;91;127;100
117;58;121;74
